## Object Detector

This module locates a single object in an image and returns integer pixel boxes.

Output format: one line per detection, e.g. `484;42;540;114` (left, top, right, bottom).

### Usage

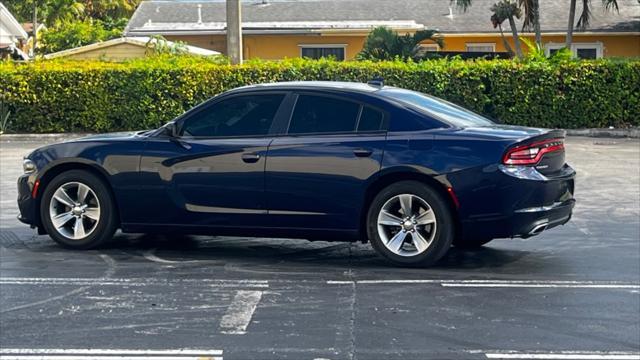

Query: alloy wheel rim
49;182;101;240
377;193;437;257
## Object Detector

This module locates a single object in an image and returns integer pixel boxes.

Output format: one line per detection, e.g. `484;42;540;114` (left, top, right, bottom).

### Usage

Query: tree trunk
32;1;37;59
566;0;577;48
533;0;542;47
508;15;524;58
498;23;515;56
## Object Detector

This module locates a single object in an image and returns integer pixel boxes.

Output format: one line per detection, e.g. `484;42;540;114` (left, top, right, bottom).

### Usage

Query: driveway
1;135;638;360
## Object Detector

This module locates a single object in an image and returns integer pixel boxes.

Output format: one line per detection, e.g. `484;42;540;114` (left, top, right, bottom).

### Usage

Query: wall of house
166;33;639;60
244;35;366;60
166;34;366;60
440;34;640;57
59;43;148;61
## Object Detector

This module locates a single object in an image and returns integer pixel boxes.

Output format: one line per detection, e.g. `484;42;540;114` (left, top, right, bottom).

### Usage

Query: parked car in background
17;81;575;266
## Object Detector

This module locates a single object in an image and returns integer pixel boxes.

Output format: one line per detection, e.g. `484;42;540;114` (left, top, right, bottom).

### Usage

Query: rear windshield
378;89;494;127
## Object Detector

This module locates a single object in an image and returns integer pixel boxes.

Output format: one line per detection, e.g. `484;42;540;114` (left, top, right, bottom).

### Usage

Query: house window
574;43;603;59
545;42;603;59
418;44;439;52
299;44;346;61
465;43;496;52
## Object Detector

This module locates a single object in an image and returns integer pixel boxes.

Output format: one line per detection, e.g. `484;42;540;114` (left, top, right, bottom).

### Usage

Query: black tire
40;170;118;249
367;181;454;267
453;238;493;249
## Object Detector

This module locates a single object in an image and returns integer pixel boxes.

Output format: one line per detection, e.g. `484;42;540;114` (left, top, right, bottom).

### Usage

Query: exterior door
135;92;287;228
265;93;388;232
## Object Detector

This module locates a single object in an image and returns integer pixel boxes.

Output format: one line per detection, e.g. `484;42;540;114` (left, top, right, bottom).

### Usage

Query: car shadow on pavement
1;227;532;272
102;232;531;271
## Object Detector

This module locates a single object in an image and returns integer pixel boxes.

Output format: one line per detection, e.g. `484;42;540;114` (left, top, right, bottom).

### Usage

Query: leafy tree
490;0;524;59
357;26;443;61
38;19;124;54
3;0;140;25
144;35;190;56
566;0;619;48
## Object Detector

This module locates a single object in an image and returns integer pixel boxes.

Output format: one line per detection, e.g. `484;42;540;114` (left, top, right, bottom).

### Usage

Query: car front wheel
367;181;454;267
40;170;118;249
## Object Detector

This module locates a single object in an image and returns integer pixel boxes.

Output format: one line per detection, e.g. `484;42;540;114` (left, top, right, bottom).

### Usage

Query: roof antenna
368;77;384;88
197;4;203;24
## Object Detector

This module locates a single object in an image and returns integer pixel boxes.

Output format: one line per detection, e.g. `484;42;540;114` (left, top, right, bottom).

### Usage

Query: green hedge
1;57;638;133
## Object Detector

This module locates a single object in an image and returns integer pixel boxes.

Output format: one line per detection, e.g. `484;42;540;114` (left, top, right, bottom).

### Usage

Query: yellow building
125;0;640;60
43;36;219;61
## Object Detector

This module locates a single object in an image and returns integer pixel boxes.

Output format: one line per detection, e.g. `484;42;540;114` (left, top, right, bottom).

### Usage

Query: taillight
502;138;564;166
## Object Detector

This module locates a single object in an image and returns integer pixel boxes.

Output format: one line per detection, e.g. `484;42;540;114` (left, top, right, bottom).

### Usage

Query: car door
136;92;289;228
265;92;388;232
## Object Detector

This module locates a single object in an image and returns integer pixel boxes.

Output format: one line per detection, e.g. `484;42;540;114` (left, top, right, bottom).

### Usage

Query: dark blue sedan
17;81;575;266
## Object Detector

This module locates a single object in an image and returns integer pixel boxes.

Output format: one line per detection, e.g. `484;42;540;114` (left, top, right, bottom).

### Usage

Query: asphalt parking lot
0;135;638;360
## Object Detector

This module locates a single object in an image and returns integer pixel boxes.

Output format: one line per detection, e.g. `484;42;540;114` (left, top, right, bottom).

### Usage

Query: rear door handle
353;148;373;157
241;153;261;163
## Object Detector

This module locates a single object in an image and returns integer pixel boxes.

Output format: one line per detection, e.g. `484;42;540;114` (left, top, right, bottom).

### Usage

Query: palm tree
566;0;619;48
357;26;444;61
452;0;540;51
490;0;524;58
518;0;542;46
491;12;515;56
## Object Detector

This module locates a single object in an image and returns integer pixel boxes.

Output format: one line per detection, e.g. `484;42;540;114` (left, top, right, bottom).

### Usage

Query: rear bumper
17;174;39;227
459;199;575;241
454;164;576;241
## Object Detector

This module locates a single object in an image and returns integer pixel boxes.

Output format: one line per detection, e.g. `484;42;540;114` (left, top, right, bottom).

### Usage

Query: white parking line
0;277;268;288
220;290;263;335
0;357;222;360
0;348;223;360
484;351;640;359
327;279;640;289
443;283;640;289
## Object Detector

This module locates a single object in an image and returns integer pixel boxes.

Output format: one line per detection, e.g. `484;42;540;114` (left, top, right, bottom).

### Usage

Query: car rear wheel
367;181;454;267
40;170;118;249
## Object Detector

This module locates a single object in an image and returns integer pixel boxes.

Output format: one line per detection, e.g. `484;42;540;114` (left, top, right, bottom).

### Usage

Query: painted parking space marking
2;277;637;289
0;277;268;288
327;279;640;289
482;351;640;359
220;290;263;335
0;348;223;360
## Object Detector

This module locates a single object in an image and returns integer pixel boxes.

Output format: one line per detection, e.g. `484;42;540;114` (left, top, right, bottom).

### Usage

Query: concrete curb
565;128;640;138
1;128;639;140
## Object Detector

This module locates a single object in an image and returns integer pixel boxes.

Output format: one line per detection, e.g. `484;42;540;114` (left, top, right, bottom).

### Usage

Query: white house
0;2;29;60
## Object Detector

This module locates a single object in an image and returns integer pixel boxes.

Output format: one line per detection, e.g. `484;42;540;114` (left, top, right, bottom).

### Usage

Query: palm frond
412;30;443;47
451;0;473;12
518;0;535;31
576;0;592;30
602;0;619;12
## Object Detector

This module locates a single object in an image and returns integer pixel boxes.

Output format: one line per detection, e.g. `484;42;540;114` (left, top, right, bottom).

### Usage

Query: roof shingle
125;0;640;35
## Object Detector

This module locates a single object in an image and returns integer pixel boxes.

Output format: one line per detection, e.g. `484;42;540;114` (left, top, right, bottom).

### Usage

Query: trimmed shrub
0;57;638;133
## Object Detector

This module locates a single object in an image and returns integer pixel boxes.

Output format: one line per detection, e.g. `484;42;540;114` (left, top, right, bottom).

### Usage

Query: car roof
229;81;393;94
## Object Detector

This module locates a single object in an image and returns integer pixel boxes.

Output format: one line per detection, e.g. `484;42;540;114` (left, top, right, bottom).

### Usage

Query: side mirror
163;122;179;138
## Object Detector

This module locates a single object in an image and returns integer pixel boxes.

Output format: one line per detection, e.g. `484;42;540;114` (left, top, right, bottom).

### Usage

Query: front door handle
353;148;373;157
241;153;261;163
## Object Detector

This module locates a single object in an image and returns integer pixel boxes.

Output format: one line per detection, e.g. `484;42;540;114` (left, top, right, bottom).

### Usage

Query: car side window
288;95;360;134
181;94;284;137
357;106;385;132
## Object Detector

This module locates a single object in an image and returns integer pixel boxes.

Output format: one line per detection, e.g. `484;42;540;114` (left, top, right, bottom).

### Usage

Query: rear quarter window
389;111;442;132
